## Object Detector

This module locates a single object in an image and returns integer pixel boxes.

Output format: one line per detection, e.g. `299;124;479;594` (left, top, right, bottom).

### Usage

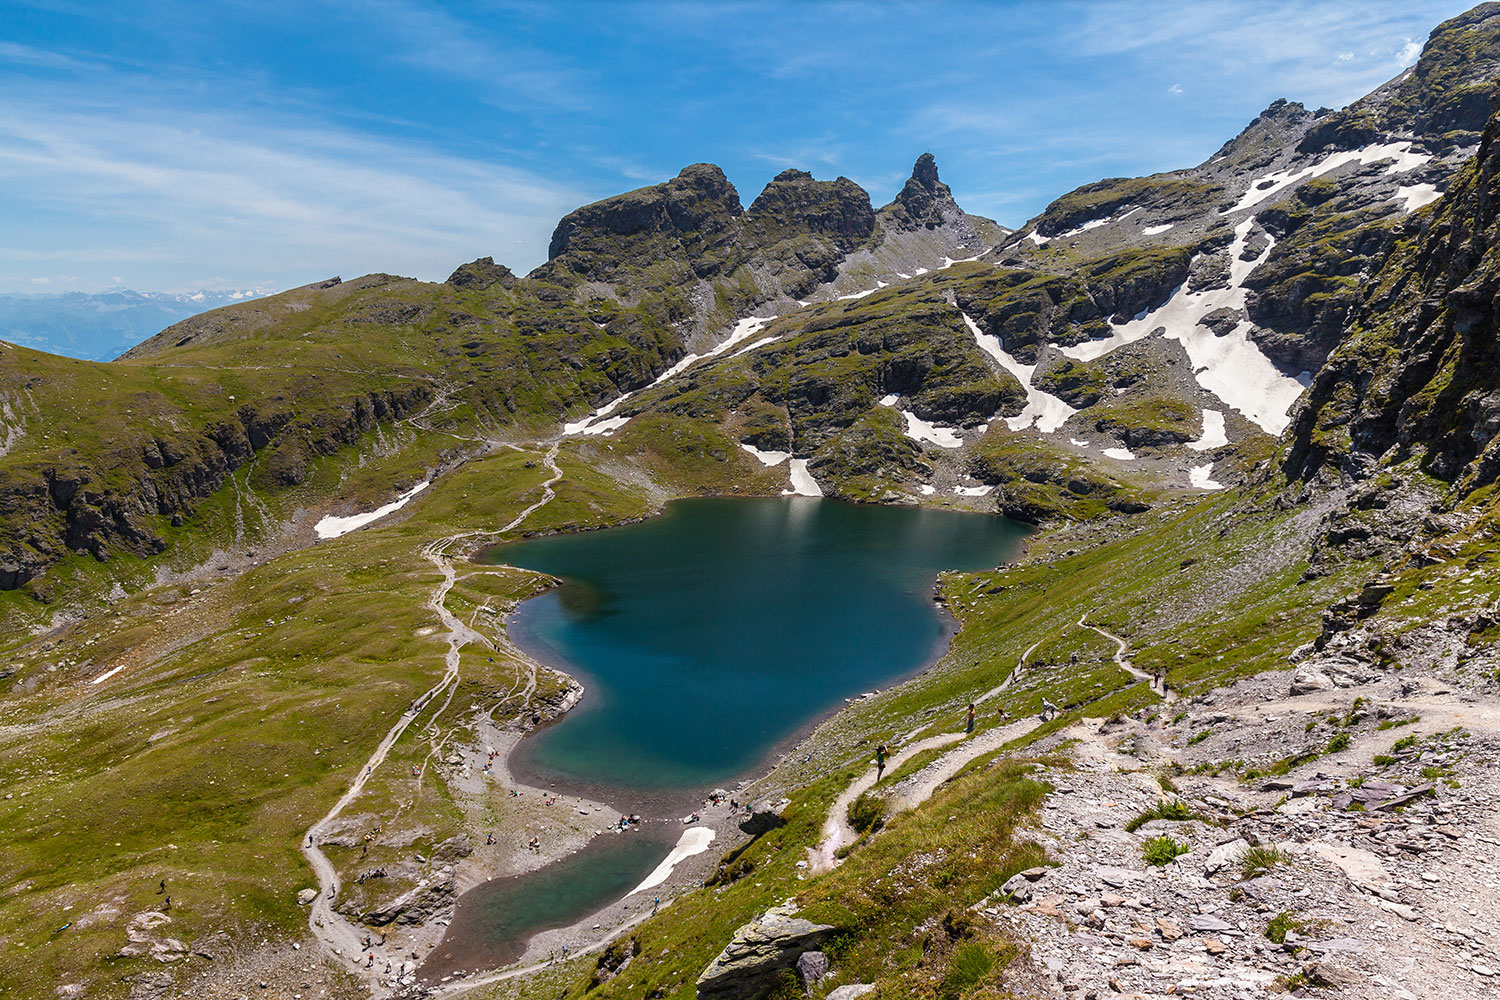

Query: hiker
163;895;171;911
157;880;166;894
653;896;660;915
1152;669;1161;689
875;744;888;780
486;832;495;845
966;703;976;734
367;952;374;968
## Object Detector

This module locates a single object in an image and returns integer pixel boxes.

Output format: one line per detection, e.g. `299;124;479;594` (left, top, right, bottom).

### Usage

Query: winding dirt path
1079;615;1176;701
886;718;1040;812
298;442;564;992
810;731;965;873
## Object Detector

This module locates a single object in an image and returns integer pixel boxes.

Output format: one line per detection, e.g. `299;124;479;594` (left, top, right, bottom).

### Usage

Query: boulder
296;888;318;906
431;834;473;865
696;902;837;1000
362;875;456;927
738;809;788;837
1203;838;1250;877
827;988;876;1000
1289;663;1335;694
795;951;829;988
999;873;1034;901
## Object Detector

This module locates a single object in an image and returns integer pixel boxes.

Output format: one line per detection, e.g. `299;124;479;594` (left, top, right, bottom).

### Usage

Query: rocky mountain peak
1298;3;1500;153
445;256;515;292
911;151;940;189
542;163;742;265
883;153;962;231
744;171;876;246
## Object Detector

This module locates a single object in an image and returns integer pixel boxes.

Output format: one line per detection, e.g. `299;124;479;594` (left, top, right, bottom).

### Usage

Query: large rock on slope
695;902;837;1000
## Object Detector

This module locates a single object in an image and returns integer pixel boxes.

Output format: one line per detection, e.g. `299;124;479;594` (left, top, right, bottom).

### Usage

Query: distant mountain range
0;288;270;361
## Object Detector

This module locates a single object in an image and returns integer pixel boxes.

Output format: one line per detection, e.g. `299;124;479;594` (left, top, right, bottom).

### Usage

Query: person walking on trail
157;880;166;894
653;896;660;915
1152;669;1161;690
875;744;888;780
966;703;976;734
162;895;171;912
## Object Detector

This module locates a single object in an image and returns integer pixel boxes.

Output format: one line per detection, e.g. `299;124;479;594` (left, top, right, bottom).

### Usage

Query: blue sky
0;0;1474;294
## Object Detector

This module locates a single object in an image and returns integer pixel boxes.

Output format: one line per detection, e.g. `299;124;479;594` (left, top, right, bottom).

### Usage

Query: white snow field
1225;141;1432;214
899;410;963;448
1189;463;1224;490
784;459;823;497
739;442;790;466
1061;217;1306;435
961;312;1076;433
1396;183;1442;213
1188;409;1228;451
628;827;716;896
315;480;430;539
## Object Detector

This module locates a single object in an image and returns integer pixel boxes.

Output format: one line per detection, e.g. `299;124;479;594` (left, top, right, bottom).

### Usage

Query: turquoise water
492;497;1028;796
418;829;672;980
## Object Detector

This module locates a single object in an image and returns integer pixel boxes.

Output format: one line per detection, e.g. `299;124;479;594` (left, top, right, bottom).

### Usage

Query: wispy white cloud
0;98;587;292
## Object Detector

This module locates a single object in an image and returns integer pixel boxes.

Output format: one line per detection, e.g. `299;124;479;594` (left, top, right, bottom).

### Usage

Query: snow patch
739;443;790;466
960;312;1076;433
1188;409;1228;451
582;414;630;436
1070;438;1087;447
918;484;936;496
837;281;887;301
1226;141;1432;214
1395;183;1441;213
1103;446;1136;461
732;335;779;357
628;827;715;896
1142;223;1175;236
565;315;777;434
878;394;899;407
90;664;127;685
953;484;994;497
1060;217;1305;434
784;459;823;497
1026;231;1049;246
315;481;430;539
900;410;963;449
1189;463;1224;490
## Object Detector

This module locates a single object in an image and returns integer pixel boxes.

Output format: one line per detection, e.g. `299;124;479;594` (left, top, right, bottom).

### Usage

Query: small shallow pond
418;827;673;982
489;497;1029;800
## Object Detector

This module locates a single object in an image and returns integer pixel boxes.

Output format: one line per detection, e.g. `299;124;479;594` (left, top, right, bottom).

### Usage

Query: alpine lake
422;496;1029;979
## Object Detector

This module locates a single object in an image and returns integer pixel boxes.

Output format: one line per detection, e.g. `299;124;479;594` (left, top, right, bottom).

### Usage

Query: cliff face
1283;109;1500;492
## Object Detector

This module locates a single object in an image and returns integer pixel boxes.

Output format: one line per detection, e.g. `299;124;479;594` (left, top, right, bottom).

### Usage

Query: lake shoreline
422;496;1025;986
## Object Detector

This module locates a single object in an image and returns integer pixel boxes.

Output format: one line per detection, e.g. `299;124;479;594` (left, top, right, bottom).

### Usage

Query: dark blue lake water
491;497;1028;797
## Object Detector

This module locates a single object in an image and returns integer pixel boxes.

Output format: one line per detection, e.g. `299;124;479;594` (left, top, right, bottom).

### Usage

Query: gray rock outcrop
696;902;837;1000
